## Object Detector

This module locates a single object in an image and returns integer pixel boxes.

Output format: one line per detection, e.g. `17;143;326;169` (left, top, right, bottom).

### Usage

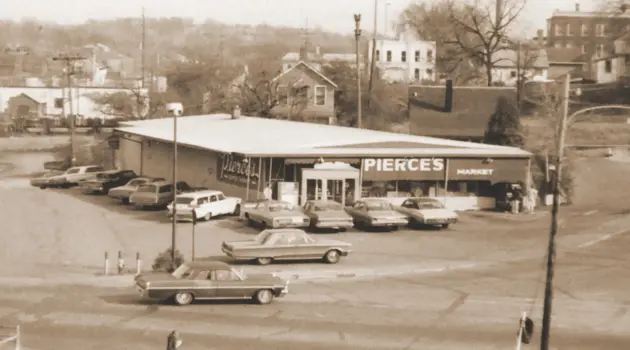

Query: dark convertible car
79;169;137;194
134;261;289;305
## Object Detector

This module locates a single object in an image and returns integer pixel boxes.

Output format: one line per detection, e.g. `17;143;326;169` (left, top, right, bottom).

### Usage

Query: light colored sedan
243;200;310;229
108;177;164;204
396;197;458;229
29;171;63;189
303;200;354;231
344;198;408;230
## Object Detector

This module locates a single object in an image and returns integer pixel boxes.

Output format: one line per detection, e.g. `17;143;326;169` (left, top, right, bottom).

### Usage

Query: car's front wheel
254;289;274;305
441;224;450;229
232;204;241;216
173;292;194;306
323;249;341;264
203;212;212;221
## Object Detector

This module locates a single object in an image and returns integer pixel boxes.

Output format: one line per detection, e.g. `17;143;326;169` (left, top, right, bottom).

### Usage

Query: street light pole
540;73;570;350
354;14;362;129
166;102;183;269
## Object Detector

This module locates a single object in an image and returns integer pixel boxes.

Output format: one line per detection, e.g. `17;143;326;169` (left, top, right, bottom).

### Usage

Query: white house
592;35;630;84
491;48;550;86
367;33;437;83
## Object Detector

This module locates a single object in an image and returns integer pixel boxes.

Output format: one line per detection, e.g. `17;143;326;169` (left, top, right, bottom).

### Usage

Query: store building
112;113;532;211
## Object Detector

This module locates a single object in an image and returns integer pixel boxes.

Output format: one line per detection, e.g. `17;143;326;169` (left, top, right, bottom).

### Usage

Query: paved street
1;153;630;349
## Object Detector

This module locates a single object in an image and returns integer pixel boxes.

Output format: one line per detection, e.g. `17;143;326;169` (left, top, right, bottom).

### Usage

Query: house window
427;50;434;63
596;24;605;37
278;85;288;105
566;24;573;36
510;71;517;78
555;23;564;36
566;42;573;48
426;68;433;77
597;44;604;57
414;68;420;81
605;59;612;73
581;44;587;54
581;24;589;36
414;50;420;62
401;51;407;62
386;50;392;62
314;86;326;106
554;42;562;48
375;49;380;61
625;55;630;68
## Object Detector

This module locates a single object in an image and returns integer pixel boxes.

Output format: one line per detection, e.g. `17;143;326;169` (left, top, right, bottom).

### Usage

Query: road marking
578;228;630;248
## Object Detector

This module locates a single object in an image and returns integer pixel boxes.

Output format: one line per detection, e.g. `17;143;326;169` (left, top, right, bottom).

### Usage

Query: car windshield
366;201;392;211
416;200;444;209
137;184;157;193
175;197;194;204
314;202;342;211
171;263;192;279
268;203;296;212
128;179;146;186
254;230;274;244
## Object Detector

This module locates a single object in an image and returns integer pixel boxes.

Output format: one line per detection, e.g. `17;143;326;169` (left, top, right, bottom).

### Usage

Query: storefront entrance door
301;165;360;206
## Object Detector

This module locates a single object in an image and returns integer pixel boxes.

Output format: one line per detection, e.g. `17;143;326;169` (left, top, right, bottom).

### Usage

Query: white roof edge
236;147;532;157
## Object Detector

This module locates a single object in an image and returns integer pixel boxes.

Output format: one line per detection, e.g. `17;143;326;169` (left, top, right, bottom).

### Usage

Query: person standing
263;183;273;200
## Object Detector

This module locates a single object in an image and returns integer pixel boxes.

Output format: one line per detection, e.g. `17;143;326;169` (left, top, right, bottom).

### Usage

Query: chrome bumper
370;219;408;227
315;221;354;228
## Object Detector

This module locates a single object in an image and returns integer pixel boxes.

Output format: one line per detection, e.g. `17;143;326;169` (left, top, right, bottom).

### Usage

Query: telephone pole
354;14;363;129
141;6;146;88
367;0;378;109
53;53;86;166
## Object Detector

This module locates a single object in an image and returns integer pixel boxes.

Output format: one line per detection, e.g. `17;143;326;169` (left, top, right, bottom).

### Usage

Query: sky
0;0;601;37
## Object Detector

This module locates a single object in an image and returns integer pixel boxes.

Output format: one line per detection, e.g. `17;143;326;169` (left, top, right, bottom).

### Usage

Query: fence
0;325;20;350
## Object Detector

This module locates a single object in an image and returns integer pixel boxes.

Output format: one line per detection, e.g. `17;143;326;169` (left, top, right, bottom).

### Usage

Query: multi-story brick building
546;3;630;78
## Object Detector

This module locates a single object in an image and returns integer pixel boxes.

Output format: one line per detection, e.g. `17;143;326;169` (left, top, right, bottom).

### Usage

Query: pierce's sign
217;153;260;187
362;158;445;181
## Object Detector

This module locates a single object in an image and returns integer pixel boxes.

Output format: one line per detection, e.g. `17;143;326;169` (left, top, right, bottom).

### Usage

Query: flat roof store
113;113;531;211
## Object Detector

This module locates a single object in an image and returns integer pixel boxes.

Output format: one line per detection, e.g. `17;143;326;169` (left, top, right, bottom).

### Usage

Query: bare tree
88;84;173;119
444;0;526;86
237;70;308;120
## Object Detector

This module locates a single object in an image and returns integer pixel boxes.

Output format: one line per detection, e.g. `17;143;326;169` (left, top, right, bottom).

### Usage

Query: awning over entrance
285;158;361;165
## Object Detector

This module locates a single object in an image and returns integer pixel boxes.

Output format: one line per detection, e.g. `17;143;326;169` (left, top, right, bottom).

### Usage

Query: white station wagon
167;190;242;221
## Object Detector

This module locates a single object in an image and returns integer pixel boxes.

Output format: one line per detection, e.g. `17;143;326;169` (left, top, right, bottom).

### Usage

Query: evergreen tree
484;96;524;147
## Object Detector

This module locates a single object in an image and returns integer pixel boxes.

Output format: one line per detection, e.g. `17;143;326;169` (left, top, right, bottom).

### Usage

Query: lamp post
166;102;183;270
354;14;362;129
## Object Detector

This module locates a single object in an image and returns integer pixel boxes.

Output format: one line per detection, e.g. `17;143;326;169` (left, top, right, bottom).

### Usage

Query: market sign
448;158;527;183
362;158;445;181
216;153;260;187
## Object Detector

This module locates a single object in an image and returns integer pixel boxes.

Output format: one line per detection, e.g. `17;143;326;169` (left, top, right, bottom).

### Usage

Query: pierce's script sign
217;153;260;187
362;158;445;181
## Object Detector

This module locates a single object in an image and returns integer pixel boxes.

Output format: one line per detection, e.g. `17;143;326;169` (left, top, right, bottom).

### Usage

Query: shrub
152;248;185;272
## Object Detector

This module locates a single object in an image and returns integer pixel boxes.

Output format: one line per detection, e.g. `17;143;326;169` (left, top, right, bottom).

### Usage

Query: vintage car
79;169;137;194
134;260;289;305
166;190;242;221
222;228;352;265
345;198;409;230
396;197;459;229
46;165;105;188
29;171;63;189
302;200;354;231
107;177;165;203
129;180;193;208
243;200;310;228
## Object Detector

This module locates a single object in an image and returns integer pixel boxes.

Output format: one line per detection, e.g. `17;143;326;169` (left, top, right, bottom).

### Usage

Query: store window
361;180;494;198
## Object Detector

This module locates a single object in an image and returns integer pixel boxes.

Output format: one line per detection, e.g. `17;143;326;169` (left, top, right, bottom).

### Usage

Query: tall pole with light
166;102;183;269
354;14;362;129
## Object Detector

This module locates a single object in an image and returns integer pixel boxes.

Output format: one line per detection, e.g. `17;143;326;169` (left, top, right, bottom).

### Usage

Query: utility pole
367;0;378;109
516;41;522;107
53;53;86;166
166;103;183;270
354;14;363;129
141;6;146;89
540;73;571;350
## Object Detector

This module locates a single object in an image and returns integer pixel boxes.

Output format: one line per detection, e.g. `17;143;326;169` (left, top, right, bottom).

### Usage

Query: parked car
129;180;193;209
243;200;310;228
222;228;352;265
302;200;354;231
396;197;459;229
79;169;137;194
166;190;242;221
134;260;289;305
30;171;63;189
345;198;408;230
46;165;105;188
43;159;71;171
107;177;165;204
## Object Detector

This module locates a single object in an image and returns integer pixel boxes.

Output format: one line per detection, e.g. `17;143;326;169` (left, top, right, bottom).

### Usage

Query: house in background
592;34;630;83
7;93;46;120
408;83;517;142
491;48;550;86
272;61;337;125
545;47;588;80
367;31;437;83
281;45;363;73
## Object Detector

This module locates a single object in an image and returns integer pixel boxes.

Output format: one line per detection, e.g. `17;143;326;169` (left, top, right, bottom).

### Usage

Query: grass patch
523;119;630;146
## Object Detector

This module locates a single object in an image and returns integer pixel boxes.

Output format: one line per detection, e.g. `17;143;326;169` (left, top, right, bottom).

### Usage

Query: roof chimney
537;29;544;44
299;45;307;62
232;105;241;119
575;1;580;11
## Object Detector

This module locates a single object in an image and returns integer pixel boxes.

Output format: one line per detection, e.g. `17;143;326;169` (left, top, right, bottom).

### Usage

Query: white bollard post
117;250;125;275
136;252;142;275
104;252;109;276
